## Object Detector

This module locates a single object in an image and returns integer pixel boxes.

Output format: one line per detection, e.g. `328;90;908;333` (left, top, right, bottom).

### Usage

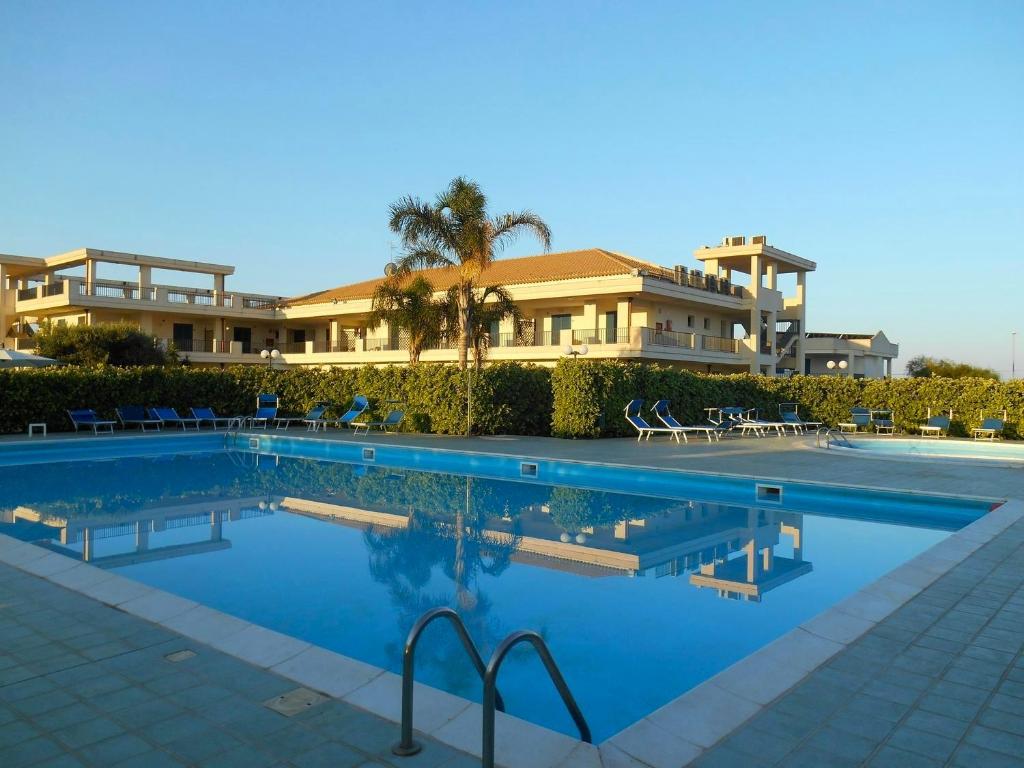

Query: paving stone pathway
693;517;1024;768
0;562;477;768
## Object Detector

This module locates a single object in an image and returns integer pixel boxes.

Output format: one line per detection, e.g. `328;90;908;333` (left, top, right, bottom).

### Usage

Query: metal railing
167;288;220;306
17;287;38;301
77;283;156;301
816;427;852;449
701;335;741;353
482;630;591;768
653;266;746;298
391;607;504;757
242;296;277;310
43;281;65;297
642;327;695;349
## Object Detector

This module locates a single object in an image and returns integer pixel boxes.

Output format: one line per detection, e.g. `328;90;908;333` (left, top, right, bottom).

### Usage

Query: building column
885;358;893;378
748;254;762;373
213;273;224;305
847;352;856;378
0;264;7;347
329;319;339;352
84;258;96;295
582;301;597;338
766;261;778;291
794;272;807;375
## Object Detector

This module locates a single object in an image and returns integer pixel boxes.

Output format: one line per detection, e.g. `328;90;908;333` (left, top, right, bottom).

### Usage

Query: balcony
702;335;741;354
14;277;281;318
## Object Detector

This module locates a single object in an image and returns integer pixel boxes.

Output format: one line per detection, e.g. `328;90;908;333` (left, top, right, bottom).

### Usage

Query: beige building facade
0;237;890;376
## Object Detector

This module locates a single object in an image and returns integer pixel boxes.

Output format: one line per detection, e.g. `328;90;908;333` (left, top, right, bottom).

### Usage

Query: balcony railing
165;338;232;354
646;266;746;298
642;327;696;349
17;287;38;301
167;288;221;306
242;296;277;310
43;281;65;297
77;283;156;301
701;335;741;354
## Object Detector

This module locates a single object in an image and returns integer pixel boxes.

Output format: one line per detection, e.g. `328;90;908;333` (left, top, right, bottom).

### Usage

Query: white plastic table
28;423;47;438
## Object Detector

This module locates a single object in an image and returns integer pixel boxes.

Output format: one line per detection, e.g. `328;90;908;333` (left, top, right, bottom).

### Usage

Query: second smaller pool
838;437;1024;464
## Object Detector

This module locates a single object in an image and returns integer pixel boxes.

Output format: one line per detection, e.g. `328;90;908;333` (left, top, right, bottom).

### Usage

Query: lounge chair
838;408;872;433
274;403;329;430
709;407;765;437
918;409;951;438
148;407;201;431
352;409;405;435
779;403;823;430
871;409;896;435
739;408;795;436
116;405;162;432
973;411;1005;441
67;409;115;435
625;400;681;442
330;395;370;429
250;394;279;429
651;400;720;442
190;407;237;430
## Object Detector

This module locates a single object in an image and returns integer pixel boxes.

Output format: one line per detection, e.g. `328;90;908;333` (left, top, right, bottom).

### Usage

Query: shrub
34;322;177;367
0;363;552;436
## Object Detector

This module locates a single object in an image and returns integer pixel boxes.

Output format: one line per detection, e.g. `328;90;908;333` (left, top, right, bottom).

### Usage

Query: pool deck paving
2;429;1024;767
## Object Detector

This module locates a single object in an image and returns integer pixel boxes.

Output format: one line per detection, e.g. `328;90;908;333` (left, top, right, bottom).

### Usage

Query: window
291;329;306;344
172;323;193;344
490;320;500;347
703;318;711;331
687;315;695;328
605;311;618;343
721;320;728;337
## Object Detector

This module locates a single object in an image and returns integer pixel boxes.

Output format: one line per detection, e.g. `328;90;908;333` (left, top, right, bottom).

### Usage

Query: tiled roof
284;248;668;307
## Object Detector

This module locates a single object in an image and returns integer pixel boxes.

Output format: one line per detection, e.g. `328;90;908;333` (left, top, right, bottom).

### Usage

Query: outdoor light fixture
825;359;848;370
260;348;281;368
563;343;589;358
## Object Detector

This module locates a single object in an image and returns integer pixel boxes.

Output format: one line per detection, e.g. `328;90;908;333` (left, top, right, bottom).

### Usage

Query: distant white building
803;331;898;378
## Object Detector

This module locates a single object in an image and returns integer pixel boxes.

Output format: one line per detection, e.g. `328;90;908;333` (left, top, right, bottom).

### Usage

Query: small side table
28;423;47;438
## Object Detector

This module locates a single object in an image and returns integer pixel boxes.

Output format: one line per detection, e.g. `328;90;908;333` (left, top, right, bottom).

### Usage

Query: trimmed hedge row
0;363;552;436
2;361;1021;439
550;361;1024;438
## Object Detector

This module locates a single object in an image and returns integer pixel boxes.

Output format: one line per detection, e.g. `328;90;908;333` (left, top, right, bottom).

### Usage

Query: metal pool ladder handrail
482;630;592;768
816;427;853;449
391;607;505;757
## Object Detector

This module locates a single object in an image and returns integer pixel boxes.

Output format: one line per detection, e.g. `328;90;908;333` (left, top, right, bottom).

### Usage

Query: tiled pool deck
2;431;1023;767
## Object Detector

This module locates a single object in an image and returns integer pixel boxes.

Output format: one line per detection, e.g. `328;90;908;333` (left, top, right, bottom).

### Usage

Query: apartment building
1;236;846;375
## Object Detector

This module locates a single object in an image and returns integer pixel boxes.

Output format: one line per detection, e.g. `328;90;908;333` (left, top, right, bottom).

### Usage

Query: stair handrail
482;630;591;768
391;606;504;757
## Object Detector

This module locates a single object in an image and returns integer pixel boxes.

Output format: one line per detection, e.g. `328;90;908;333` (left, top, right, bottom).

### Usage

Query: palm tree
366;275;443;363
442;285;525;370
388;177;551;370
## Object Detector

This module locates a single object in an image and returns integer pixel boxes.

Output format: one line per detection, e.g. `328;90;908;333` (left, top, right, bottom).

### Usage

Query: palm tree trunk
457;285;470;371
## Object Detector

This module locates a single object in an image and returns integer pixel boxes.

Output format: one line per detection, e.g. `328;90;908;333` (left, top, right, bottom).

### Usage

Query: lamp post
1013;332;1017;380
825;359;848;376
563;343;589;359
260;348;281;369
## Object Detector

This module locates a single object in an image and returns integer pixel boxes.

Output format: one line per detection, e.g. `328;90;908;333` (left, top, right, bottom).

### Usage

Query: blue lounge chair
871;409;895;435
331;395;369;429
67;409;115;435
918;409;951;438
625;400;681;442
190;407;237;430
707;407;765;437
779;403;823;431
116;406;162;432
352;409;405;435
148;407;201;431
250;394;279;429
651;400;720;442
973;411;1005;441
838;408;872;433
274;403;329;430
739;408;794;436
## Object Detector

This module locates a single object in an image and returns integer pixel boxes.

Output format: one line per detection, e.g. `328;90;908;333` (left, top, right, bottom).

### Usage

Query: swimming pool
835;437;1024;464
0;439;991;741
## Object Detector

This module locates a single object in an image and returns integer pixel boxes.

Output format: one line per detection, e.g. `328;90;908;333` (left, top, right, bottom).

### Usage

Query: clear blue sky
2;1;1021;374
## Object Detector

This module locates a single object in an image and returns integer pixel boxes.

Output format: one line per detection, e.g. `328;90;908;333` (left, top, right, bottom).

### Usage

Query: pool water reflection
0;450;960;740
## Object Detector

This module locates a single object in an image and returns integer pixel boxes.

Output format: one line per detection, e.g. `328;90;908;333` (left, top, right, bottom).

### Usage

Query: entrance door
605;311;618;343
551;314;572;346
172;323;193;352
233;327;252;354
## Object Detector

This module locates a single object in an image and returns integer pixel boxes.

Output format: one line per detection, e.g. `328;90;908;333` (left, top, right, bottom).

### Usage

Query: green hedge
0;364;552;436
3;361;1021;439
551;360;1024;439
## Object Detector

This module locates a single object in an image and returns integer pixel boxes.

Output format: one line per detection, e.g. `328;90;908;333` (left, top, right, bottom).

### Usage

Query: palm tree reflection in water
364;477;522;698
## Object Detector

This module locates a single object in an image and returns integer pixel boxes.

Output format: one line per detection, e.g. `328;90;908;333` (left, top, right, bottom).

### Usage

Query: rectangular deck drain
248;438;259;450
520;462;538;478
164;649;196;663
264;687;328;717
362;447;376;461
756;483;783;503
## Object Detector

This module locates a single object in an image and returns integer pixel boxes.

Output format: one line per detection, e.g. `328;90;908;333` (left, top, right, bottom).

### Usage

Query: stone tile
118;591;198;624
3;735;65;768
966;724;1024;757
804;725;877;763
54;715;125;750
904;709;970;740
343;670;470;734
292;740;365;768
77;573;154;606
164;727;244;762
78;733;154;765
645;680;760;749
801;607;876;645
271;645;382;699
603;717;702;768
886;725;959;762
951;743;1024;767
866;745;944;767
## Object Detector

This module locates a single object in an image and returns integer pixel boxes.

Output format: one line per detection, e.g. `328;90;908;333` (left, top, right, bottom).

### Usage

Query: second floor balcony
14;277;281;318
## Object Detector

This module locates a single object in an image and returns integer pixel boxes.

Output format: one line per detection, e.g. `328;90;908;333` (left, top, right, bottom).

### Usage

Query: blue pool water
0;444;989;740
840;437;1024;463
